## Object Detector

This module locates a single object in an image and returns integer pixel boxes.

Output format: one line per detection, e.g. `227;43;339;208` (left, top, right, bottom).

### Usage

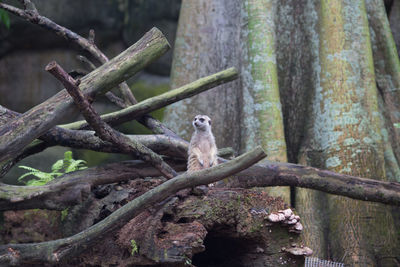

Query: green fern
130;240;139;256
18;151;87;186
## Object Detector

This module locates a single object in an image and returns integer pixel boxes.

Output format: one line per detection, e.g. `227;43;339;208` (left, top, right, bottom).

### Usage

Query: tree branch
0;27;170;163
75;54;127;109
225;161;400;206
0;105;188;177
2;150;400;211
61;67;239;130
0;1;178;138
0;160;186;211
46;61;177;179
0;147;266;266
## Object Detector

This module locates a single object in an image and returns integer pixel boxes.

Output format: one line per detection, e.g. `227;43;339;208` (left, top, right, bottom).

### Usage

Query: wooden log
0;27;170;162
0;147;266;266
46;61;177;179
61;67;239;130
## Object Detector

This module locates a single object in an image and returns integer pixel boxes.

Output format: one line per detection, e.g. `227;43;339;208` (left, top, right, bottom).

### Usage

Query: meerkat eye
194;117;198;121
199;118;205;123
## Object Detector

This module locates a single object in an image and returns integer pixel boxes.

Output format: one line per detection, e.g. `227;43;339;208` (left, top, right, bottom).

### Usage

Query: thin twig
88;29;95;44
76;54;126;108
45;61;177;179
76;55;96;70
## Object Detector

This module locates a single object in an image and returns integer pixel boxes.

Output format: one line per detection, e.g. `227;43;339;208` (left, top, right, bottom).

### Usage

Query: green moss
249;222;264;233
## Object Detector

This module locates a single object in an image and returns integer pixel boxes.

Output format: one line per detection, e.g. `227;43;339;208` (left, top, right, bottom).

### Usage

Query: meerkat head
192;115;212;132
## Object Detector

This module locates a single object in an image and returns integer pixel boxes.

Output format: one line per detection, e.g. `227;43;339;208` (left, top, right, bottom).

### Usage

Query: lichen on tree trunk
297;0;399;265
240;0;289;202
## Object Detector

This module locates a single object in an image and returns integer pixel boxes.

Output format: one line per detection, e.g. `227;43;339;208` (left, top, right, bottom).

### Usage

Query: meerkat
187;115;218;173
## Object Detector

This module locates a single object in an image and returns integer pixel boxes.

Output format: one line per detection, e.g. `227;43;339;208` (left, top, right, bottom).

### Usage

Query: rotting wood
0;147;266;266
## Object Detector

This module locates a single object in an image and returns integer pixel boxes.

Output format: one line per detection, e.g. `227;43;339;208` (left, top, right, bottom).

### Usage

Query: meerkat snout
192;115;212;131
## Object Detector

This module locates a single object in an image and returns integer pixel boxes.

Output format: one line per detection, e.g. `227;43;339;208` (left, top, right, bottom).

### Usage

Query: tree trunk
165;0;290;202
240;0;289;201
167;0;400;265
164;0;242;151
300;1;398;265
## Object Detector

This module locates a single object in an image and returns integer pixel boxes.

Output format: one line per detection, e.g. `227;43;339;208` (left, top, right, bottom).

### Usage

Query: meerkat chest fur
187;115;218;172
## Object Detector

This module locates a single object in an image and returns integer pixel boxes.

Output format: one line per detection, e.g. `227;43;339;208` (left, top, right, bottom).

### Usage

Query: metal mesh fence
305;257;344;267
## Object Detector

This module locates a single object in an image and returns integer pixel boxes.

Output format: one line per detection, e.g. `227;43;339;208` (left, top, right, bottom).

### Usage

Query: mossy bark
62;68;238;130
240;0;289;202
297;0;399;265
366;0;400;182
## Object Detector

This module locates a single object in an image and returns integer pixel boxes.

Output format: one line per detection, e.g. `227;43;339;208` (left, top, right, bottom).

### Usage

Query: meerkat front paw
198;158;204;166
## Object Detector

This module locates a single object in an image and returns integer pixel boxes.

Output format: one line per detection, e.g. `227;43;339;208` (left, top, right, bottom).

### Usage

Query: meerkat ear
208;120;211;125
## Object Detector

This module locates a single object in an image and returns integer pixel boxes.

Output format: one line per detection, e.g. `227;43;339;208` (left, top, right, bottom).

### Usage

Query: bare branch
0;147;266;266
0;160;186;211
76;55;97;71
0;1;195;140
62;67;239;130
75;55;127;108
0;105;187;177
46;61;177;179
0;140;49;178
88;29;95;44
225;161;400;206
2;148;400;211
0;27;170;162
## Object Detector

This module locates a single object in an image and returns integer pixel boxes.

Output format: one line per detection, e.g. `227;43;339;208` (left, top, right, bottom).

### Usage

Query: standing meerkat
187;115;218;173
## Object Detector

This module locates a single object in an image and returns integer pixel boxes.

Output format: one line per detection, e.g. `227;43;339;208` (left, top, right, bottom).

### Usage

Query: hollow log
0;186;311;266
0;147;266;266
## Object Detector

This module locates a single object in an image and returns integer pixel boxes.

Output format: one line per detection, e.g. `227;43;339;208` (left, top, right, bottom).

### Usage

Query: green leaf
0;9;10;29
64;151;73;161
51;159;64;172
65;159;87;173
18;165;41;172
18;172;37;181
130;240;139;256
18;151;87;186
